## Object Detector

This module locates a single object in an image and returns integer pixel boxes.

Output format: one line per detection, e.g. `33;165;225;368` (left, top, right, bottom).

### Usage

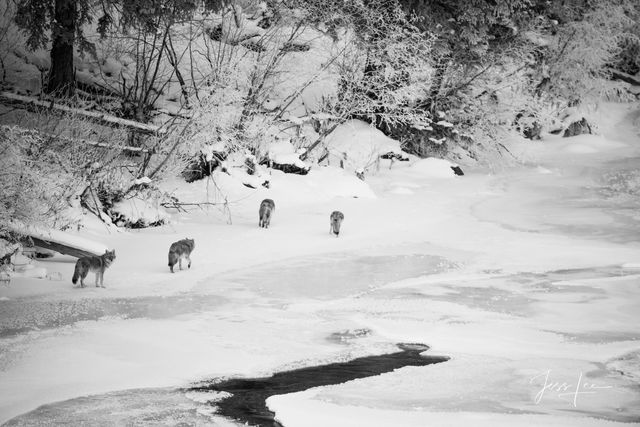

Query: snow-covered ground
1;103;640;426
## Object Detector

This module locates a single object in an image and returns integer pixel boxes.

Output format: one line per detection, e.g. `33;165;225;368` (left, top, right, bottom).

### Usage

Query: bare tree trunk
46;0;76;96
427;54;451;111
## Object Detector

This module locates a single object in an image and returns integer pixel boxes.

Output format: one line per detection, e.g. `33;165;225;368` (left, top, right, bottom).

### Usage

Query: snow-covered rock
324;120;408;172
266;139;310;174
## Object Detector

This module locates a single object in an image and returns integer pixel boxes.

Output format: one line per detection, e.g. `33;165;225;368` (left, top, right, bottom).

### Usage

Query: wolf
72;249;116;288
330;211;344;237
259;199;275;228
168;238;195;273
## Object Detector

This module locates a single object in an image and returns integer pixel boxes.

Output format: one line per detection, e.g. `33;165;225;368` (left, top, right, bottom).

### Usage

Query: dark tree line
14;0;226;96
13;0;639;125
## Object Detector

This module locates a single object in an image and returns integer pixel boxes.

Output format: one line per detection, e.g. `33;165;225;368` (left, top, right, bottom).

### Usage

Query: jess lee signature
530;370;613;407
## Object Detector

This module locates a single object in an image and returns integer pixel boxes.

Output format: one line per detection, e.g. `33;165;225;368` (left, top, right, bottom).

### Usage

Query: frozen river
1;104;640;426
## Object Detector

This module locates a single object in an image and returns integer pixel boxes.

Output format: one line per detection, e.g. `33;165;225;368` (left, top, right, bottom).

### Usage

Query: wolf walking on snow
168;238;195;273
330;211;344;237
259;199;275;228
72;249;116;288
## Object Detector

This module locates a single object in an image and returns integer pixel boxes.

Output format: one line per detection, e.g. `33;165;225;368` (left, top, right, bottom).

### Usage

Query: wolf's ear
105;249;109;254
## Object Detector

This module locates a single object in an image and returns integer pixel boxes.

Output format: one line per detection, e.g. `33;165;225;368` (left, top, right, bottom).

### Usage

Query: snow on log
8;223;109;258
0;92;164;135
79;138;151;153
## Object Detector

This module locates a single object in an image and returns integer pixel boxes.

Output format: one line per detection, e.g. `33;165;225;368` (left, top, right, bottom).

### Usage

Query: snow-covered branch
0;92;164;135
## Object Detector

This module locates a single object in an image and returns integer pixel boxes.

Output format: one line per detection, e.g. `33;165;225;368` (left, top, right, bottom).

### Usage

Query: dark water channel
191;343;448;426
5;344;448;426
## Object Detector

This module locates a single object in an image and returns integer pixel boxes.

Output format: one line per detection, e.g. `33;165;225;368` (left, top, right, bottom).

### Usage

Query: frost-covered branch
0;92;164;134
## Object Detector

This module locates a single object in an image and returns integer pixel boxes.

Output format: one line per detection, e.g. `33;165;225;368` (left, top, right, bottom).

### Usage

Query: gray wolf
72;249;116;288
168;238;195;273
330;211;344;236
259;199;275;228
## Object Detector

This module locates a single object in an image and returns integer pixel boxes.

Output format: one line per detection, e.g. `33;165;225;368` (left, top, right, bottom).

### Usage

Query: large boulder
563;118;592;137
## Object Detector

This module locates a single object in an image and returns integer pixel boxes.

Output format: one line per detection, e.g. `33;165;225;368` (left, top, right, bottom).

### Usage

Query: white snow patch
271;167;376;201
226;167;269;189
311;112;335;121
133;176;152;186
536;166;553;174
622;262;640;269
268;393;625;427
267;140;309;169
389;187;414;195
435;120;454;128
287;115;307;125
410;158;458;178
564;144;598;154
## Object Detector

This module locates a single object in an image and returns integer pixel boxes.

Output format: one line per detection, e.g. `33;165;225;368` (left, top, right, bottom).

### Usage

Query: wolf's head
185;238;195;250
103;249;116;266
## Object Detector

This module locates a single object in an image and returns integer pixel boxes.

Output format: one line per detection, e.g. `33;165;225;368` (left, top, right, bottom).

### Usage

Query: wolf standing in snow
259;199;275;228
168;238;195;273
72;249;116;288
330;211;344;237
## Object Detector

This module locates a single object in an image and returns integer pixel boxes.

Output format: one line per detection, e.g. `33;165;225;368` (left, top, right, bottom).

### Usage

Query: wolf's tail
71;264;79;284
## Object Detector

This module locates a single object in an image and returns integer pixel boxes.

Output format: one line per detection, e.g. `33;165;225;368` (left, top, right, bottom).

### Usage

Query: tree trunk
427;54;451;111
46;0;76;96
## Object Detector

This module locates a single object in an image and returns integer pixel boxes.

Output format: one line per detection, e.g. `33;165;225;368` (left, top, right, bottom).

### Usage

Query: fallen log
609;69;640;86
4;125;152;154
0;91;165;135
8;223;109;259
24;236;98;259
